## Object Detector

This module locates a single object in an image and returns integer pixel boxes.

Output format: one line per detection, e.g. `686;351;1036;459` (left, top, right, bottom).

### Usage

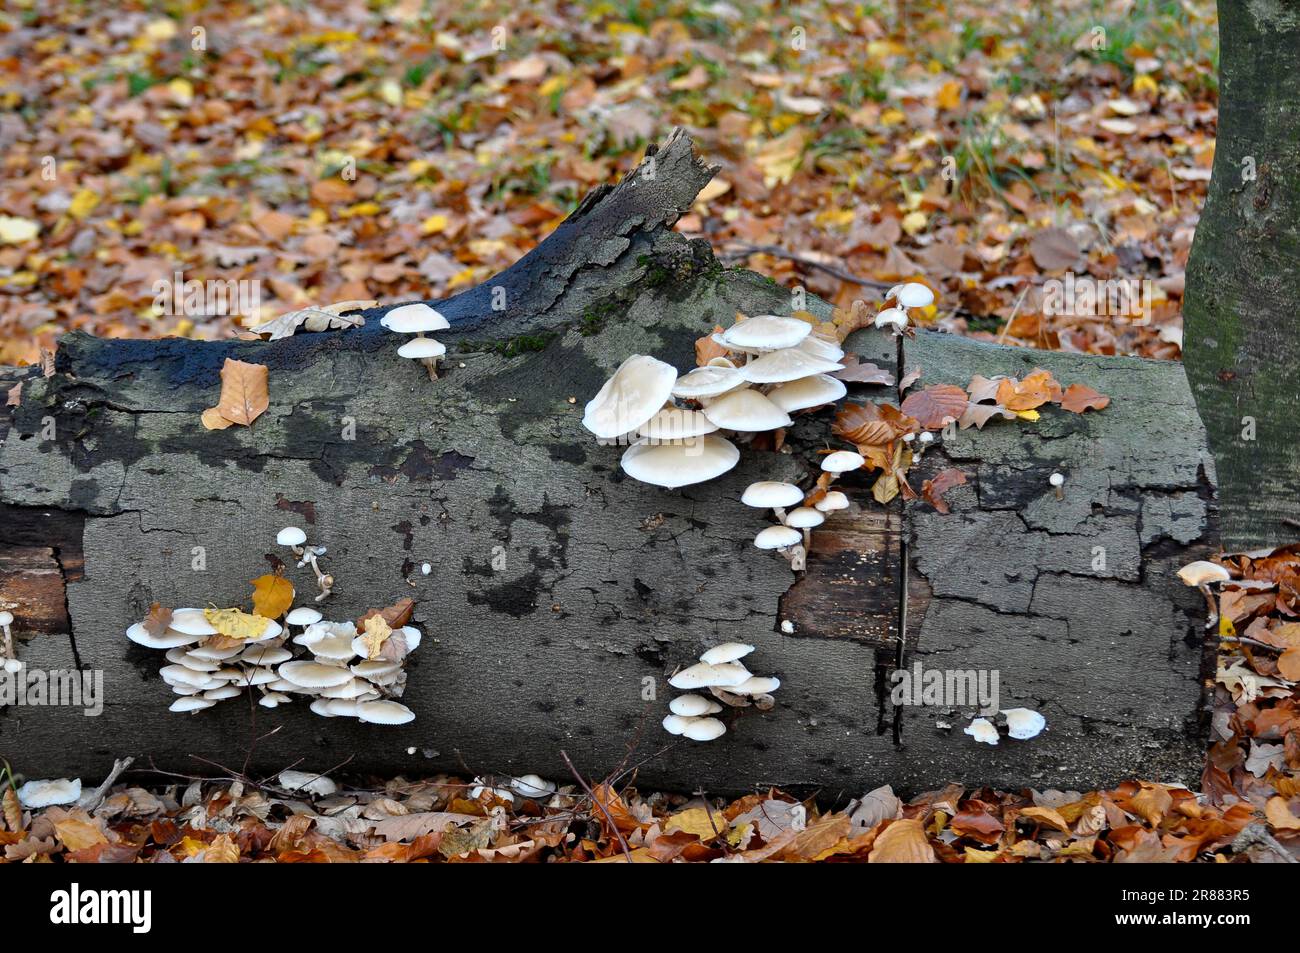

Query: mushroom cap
357;700;416;725
636;406;719;442
732;675;781;695
873;307;909;330
170;696;217;713
310;698;340;717
0;611;13;626
397;337;447;359
796;335;846;362
718;315;812;353
165;649;220;671
317;677;372;699
668;661;751;690
236;645;293;666
310;633;357;662
1048;472;1065;487
754;525;803;550
186;643;245;661
964;717;999;745
259;692;291;707
620;435;740;488
511;774;557;797
279;660;356;689
352;659;403;679
1177;560;1231;586
582;355;678;439
768;373;848;412
671;364;746;399
278;770;338;796
815;490;850;512
202;684;243;700
276;526;308;547
17;777;81;809
1001;707;1047;740
662;713;692;735
894;282;935;308
669;694;724;716
285;607;323;626
738;347;844;384
701;388;792;432
160;663;216;688
699;642;756;665
680;716;727;741
380;302;450;334
741;481;804;509
821;450;865;473
228;667;280;687
126;622;203;649
784;506;825;529
168;608;220;636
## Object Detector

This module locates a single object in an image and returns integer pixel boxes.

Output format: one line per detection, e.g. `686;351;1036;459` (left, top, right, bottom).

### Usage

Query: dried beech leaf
203;358;269;428
1058;383;1111;413
142;603;173;637
867;818;936;863
249;574;294;620
900;384;967;429
833;354;895;385
922;468;967;514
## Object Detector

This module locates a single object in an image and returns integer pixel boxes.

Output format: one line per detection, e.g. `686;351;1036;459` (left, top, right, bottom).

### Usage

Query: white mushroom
669;694;724;716
701;388;792;432
397;336;447;380
275;527;307;549
259;692;291;708
699;642;756;665
636;406;719;442
821;450;865;474
873;308;909;333
582;355;678;439
17;777;81;808
285;606;323;627
126;623;203;649
619;435;740;488
964;717;999;745
668;661;752;690
718;315;812;353
754;525;803;551
380;302;450;334
1002;708;1046;740
680;717;727;742
731;675;781;695
891;282;935;309
356;700;416;725
278;660;356;689
768;374;848;412
278;770;338;797
1049;471;1065;500
662;713;692;736
511;774;557;798
168;608;220;637
783;505;824;555
814;490;850;513
1178;560;1231;626
170;696;217;713
202;684;243;701
671;364;746;399
796;335;846;362
738;348;843;384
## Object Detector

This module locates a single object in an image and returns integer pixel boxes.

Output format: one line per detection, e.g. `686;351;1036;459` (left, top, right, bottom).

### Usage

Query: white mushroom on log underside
664;643;781;742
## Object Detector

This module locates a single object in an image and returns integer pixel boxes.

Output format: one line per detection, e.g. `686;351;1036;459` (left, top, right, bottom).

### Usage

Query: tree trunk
1184;1;1300;550
0;131;1213;797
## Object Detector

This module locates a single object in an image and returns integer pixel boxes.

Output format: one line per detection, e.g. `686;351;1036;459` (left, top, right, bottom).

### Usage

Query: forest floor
6;1;1298;864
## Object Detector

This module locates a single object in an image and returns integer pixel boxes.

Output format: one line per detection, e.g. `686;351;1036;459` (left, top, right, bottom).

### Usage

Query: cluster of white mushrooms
964;708;1047;745
382;302;449;379
663;642;780;742
581;314;850;488
276;526;333;601
873;281;935;333
125;604;422;724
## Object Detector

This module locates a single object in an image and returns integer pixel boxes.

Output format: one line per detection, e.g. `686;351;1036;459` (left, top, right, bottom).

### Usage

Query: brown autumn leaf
1029;226;1081;270
922;468;967;514
356;597;415;634
53;817;108;851
203;358;269;428
249;573;294;619
1018;805;1072;832
5;381;20;406
200;406;235;431
2;787;22;833
1058;382;1111;413
868;818;937;863
832;354;895;386
1265;796;1300;830
695;325;727;366
1277;646;1300;681
900;384;968;429
899;366;922;393
959;403;1016;430
833;402;916;446
141;603;173;638
203;833;240;863
966;374;1003;403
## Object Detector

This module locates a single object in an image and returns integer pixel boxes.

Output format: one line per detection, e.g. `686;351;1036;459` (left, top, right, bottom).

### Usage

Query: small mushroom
511;774;557;798
873;308;909;333
741;481;804;522
672;364;746;400
964;717;999;745
821;450;865;475
397;336;447;380
890;282;935;309
700;388;792;432
278;770;338;797
737;347;843;384
381;304;450;380
717;315;812;353
583;355;678;439
699;642;756;665
668;661;752;690
814;490;849;513
767;373;847;412
0;609;15;672
1049;471;1065;500
17;777;81;809
619;436;740;488
356;699;416;725
1178;560;1232;627
669;693;724;716
170;696;217;714
783;506;825;559
679;716;727;742
1001;708;1046;740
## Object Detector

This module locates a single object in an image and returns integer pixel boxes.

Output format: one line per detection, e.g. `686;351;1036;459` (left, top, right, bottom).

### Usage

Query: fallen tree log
0;131;1214;797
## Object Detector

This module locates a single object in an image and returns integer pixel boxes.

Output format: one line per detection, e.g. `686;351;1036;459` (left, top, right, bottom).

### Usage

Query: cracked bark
0;130;1213;796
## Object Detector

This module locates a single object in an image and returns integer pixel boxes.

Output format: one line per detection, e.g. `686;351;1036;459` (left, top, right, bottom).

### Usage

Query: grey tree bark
0;131;1213;797
1185;0;1300;549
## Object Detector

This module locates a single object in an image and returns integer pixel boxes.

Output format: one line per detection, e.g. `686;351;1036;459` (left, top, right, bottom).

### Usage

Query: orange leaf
900;384;968;429
142;603;173;637
250;574;295;619
205;358;269;427
922;468;967;514
995;370;1058;411
695;326;727;366
1058;383;1111;413
53;817;108;851
1278;646;1300;681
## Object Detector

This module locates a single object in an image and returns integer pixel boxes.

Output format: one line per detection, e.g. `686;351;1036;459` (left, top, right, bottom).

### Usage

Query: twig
997;286;1031;345
77;756;134;812
560;749;634;863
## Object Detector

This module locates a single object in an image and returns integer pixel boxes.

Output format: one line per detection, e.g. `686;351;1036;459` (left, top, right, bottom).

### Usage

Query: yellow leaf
1266;796;1300;830
177;835;208;857
378;78;402;107
901;211;928;235
54;817;107;851
204;606;271;641
935;80;963;110
250;574;295;619
167;78;194;106
1014;409;1040;421
340;201;382;218
879;108;907;126
664;806;725;839
360;614;393;659
754;128;806;188
1132;74;1159;96
68;189;100;220
421;213;449;235
0;216;39;244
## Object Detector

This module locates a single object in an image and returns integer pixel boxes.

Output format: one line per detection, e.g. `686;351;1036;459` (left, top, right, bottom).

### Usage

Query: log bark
0;131;1214;797
1184;0;1300;549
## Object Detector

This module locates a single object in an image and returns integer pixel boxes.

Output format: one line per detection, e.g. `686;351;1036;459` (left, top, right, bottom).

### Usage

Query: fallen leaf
203;606;271;641
833;355;895;385
868;818;936;863
250;574;295;619
53;817;107;851
900;384;968;429
249;300;371;340
356;598;415;634
922;468;967;514
1029;227;1081;270
203;358;269;428
360;614;393;659
1058;383;1111;413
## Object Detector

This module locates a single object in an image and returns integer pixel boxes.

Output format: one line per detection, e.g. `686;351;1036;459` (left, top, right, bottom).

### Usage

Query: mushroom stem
773;506;788;523
301;548;334;602
801;527;812;553
422;357;439;380
1199;583;1219;630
